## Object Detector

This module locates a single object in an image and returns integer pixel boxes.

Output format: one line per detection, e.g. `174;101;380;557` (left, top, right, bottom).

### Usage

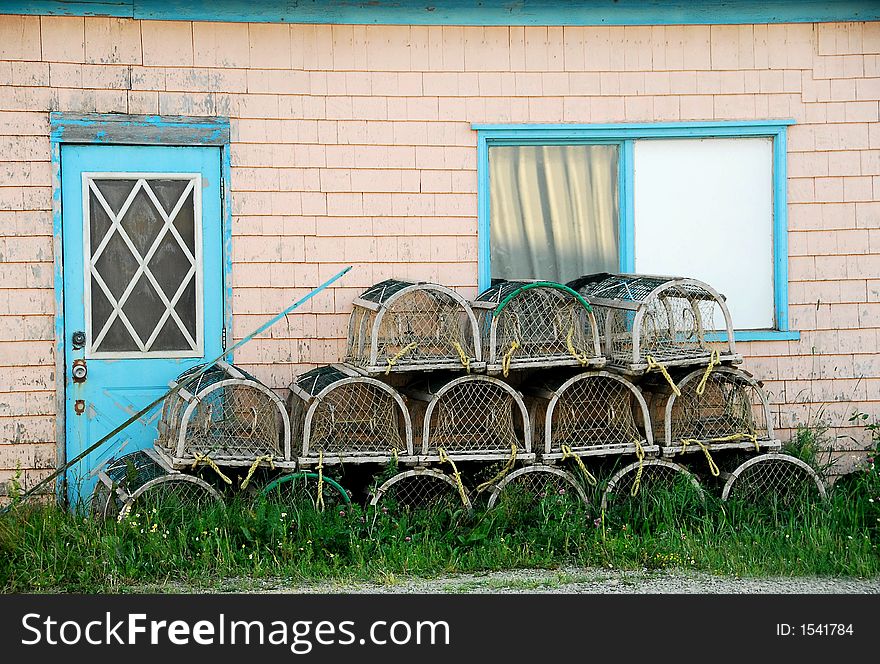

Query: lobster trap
91;449;224;522
721;453;827;507
567;273;740;374
287;363;414;467
406;374;534;464
486;465;587;511
260;471;351;512
154;361;293;471
647;367;781;464
345;279;483;375
370;468;472;513
471;280;603;375
527;370;658;461
600;458;705;512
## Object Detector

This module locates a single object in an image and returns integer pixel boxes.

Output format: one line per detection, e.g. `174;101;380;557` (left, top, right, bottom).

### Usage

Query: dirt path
141;568;880;594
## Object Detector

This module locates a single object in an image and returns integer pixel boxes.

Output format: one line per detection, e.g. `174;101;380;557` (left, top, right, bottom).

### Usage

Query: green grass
1;455;878;592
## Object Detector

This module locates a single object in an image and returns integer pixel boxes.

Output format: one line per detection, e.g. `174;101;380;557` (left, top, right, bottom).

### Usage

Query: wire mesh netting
663;368;770;447
544;373;650;456
422;376;528;457
91;450;164;520
568;273;735;370
289;365;410;461
345;279;479;373
94;450;224;523
601;460;705;514
722;454;827;508
260;472;350;512
156;362;288;465
120;475;224;523
475;281;601;371
370;470;471;513
487;466;587;511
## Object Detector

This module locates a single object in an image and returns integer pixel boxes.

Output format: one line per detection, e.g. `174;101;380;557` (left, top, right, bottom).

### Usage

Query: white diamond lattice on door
83;174;203;358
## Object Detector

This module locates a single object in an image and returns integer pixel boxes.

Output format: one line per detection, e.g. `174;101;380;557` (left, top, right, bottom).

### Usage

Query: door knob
72;359;87;382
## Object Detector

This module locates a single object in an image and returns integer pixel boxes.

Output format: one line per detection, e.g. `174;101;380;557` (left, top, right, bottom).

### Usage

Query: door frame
50;112;233;505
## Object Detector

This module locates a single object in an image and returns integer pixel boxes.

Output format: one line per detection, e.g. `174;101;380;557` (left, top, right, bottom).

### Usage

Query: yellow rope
560;444;597;487
680;438;720;477
565;326;590;366
391;447;399;464
695;348;721;396
475;443;517;493
239;454;274;490
450;340;471;373
438;447;469;507
646;355;681;397
385;341;418;375
316;450;325;511
630;439;645;496
191;454;232;485
500;340;520;377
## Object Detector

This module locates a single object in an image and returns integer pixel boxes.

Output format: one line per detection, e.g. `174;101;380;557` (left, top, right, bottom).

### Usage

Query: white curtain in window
489;144;619;284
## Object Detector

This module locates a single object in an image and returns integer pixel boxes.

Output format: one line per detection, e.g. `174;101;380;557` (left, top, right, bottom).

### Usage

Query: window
476;121;797;340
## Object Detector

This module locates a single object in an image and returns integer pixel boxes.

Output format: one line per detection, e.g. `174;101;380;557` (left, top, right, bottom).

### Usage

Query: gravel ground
173;568;880;594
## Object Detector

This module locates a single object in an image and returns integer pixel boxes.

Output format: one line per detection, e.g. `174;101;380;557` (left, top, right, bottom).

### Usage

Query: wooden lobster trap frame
486;465;588;510
471;280;604;375
721;453;827;505
567;273;741;375
600;458;705;511
651;366;781;459
288;363;414;468
154;360;293;471
526;370;658;461
370;468;473;514
91;448;224;522
344;279;484;375
406;374;534;464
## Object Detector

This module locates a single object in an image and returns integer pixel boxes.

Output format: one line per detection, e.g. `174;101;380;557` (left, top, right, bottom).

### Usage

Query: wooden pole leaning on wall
0;266;354;516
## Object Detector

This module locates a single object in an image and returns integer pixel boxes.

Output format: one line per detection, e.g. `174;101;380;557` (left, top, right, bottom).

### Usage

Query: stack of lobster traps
92;272;827;523
335;277;610;514
93;360;291;521
568;272;826;512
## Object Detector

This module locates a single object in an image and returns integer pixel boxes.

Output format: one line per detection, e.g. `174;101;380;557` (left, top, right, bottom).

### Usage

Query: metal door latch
72;359;88;383
71;330;86;350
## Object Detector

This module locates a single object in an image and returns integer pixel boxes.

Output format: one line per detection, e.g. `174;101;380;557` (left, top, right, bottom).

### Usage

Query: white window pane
633;138;775;330
489;144;619;284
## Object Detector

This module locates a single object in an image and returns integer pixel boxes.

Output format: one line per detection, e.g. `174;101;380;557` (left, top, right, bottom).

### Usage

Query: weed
2;422;879;592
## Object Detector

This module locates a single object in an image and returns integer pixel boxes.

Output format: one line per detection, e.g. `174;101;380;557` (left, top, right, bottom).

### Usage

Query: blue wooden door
61;145;224;507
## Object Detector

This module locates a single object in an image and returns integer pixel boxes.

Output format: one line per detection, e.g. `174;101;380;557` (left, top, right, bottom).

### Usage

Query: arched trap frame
406;374;534;465
369;468;472;513
260;471;351;512
600;458;704;512
471;280;604;376
526;370;658;461
486;465;588;511
567;273;741;375
344;279;483;375
288;363;414;468
91;449;224;523
721;453;827;506
154;360;293;471
649;367;781;464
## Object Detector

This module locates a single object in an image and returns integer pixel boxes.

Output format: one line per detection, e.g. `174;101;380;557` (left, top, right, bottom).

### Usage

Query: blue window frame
474;120;799;342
